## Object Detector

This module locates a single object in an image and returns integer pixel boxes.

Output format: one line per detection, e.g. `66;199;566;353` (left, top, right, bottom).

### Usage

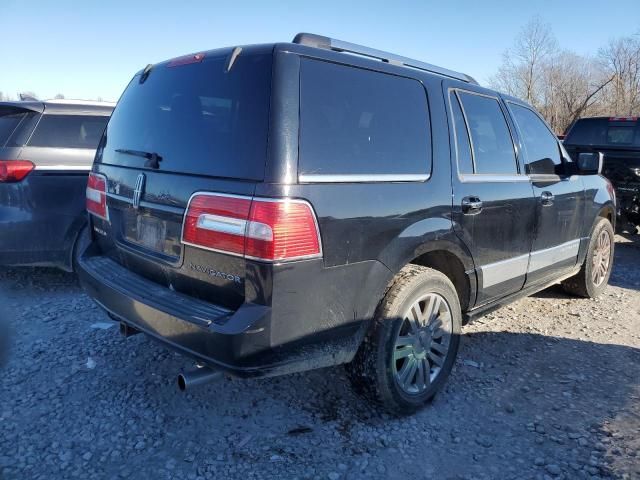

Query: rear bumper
77;248;383;377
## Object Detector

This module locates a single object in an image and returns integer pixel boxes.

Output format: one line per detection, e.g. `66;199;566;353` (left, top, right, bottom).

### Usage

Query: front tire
346;265;462;415
561;218;614;298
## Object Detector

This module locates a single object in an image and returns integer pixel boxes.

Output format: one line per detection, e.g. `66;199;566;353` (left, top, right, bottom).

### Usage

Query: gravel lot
1;236;639;480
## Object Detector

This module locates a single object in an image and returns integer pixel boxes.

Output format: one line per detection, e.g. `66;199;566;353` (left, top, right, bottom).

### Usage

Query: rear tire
346;265;461;415
561;218;614;298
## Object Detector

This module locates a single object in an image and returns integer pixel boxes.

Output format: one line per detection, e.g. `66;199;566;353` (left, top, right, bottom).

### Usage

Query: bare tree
599;35;640;115
490;17;557;106
53;93;65;100
490;18;638;133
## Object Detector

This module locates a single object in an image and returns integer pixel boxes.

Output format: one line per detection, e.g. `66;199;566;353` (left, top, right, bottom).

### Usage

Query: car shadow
91;325;639;479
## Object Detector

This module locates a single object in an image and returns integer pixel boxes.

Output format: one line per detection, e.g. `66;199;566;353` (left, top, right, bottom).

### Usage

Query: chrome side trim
34;165;92;171
528;239;580;273
480;254;529;288
478;238;582;289
459;174;530;183
298;173;430;183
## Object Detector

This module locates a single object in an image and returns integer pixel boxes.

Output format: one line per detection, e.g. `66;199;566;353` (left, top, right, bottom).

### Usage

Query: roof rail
45;99;116;106
292;33;478;85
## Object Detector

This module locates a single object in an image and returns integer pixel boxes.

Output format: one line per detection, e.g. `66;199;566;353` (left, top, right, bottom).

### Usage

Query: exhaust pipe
178;366;223;391
119;322;141;337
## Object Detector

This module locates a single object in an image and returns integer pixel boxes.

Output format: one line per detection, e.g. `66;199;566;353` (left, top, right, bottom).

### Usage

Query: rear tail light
609;116;638;121
182;193;322;262
0;160;34;183
86;172;109;220
168;53;205;67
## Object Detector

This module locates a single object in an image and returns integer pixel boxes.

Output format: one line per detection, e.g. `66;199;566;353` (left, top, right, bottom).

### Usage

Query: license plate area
137;215;166;251
121;208;181;260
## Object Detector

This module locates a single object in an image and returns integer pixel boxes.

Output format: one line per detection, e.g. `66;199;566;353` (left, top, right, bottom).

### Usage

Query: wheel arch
356;232;477;327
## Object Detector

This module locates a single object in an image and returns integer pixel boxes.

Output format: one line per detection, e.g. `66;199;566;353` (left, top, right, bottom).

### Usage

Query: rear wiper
115;148;163;169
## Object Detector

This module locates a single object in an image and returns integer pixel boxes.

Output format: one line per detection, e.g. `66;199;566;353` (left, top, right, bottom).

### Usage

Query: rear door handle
462;196;483;215
540;191;554;206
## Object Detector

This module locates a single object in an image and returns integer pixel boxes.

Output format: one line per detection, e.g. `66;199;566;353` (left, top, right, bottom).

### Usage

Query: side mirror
577;152;603;175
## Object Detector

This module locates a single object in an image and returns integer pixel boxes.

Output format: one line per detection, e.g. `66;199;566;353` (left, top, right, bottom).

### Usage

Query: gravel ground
1;236;639;480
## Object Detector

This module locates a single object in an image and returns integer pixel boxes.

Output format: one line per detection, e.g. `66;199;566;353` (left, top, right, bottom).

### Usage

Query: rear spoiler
0;101;45;114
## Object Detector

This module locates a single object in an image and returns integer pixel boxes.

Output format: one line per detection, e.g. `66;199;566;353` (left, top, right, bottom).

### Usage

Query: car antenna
225;47;242;73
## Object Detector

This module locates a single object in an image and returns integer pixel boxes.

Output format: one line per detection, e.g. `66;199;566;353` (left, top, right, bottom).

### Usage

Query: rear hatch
91;46;273;310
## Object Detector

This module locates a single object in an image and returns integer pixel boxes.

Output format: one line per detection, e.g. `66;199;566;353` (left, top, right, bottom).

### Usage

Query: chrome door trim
298;173;430;183
480;253;529;288
528;239;580;273
458;174;530;183
478;238;582;290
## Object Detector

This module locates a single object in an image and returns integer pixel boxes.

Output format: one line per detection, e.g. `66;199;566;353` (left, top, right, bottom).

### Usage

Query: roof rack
292;33;478;85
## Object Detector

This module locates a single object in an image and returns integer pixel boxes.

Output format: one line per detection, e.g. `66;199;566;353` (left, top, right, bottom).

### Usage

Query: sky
1;0;638;102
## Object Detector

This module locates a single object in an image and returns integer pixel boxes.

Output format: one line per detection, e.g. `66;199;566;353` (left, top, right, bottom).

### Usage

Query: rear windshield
28;114;109;149
564;118;640;147
0;107;35;147
98;52;272;180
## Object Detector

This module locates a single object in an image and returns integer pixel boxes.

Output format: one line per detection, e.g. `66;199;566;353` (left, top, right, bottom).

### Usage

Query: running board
463;267;581;323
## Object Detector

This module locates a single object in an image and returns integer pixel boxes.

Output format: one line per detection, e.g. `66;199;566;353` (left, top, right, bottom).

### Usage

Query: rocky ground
0;236;638;480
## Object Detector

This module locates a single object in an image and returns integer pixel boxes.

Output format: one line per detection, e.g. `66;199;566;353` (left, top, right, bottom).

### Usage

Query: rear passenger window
457;92;517;175
509;103;562;175
299;59;431;178
450;93;473;175
28;115;108;149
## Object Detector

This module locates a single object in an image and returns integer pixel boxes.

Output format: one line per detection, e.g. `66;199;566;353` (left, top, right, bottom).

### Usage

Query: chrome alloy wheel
592;230;612;287
392;293;453;395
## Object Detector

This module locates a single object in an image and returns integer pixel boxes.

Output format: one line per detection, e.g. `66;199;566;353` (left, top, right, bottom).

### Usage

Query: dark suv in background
78;34;615;414
564;116;640;232
0;99;113;270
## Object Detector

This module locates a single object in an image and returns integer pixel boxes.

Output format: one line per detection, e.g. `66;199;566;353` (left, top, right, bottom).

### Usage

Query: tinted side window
509;103;562;175
28;115;109;149
606;124;638;145
450;92;473;175
299;59;431;177
458;92;517;175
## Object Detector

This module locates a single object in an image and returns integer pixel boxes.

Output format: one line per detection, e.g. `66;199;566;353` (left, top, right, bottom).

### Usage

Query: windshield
98;51;272;179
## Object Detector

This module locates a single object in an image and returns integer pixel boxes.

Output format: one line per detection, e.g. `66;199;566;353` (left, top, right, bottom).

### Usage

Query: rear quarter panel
257;68;475;324
0;146;94;269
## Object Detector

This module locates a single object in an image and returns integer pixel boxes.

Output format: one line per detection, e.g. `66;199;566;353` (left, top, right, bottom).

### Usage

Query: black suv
78;34;616;414
563;116;640;232
0;100;113;270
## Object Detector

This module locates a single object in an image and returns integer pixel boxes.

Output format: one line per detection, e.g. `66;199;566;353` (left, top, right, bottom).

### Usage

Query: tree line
0;92;66;101
490;17;640;134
